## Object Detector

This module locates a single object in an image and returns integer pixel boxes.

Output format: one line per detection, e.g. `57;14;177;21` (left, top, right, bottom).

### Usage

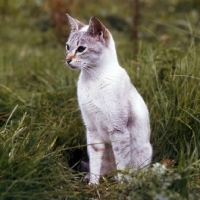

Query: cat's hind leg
131;142;152;169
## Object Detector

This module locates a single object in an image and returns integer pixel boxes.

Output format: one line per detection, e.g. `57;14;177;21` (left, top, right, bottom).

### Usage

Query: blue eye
76;46;86;53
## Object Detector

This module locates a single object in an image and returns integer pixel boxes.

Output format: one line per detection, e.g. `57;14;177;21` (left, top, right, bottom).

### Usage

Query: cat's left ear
66;14;85;31
87;17;109;41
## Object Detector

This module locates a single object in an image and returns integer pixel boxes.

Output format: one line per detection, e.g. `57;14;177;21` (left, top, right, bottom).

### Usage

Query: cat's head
65;14;116;70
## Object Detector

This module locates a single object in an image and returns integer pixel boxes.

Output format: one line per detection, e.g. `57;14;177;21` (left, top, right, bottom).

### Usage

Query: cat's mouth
70;66;77;69
67;64;79;70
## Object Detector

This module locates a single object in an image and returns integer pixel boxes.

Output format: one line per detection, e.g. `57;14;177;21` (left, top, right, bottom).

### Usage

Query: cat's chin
68;65;79;70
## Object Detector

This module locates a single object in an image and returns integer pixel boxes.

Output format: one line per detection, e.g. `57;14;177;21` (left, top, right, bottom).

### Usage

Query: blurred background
1;0;200;52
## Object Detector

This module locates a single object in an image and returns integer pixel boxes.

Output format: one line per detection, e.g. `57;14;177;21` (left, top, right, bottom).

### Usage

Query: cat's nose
66;58;72;64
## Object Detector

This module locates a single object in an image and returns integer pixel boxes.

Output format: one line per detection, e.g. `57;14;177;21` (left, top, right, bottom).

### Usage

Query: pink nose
66;58;72;64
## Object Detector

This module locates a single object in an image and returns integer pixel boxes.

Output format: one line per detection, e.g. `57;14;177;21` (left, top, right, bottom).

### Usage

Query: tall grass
0;2;200;199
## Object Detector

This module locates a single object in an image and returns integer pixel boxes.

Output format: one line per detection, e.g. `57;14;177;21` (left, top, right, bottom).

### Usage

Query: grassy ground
0;1;200;199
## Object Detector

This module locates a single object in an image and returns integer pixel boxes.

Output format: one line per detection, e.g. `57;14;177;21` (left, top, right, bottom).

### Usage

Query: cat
65;14;153;185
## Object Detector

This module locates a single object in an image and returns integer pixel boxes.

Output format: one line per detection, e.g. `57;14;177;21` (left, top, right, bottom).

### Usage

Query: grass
0;2;200;199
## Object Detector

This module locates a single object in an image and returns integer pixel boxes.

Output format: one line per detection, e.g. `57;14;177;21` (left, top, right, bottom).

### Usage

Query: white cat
65;14;152;185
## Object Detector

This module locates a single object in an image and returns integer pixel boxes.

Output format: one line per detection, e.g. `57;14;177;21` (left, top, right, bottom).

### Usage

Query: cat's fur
65;14;153;185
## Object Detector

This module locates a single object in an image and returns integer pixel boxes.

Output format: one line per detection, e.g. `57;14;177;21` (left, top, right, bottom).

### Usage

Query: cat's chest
77;79;111;109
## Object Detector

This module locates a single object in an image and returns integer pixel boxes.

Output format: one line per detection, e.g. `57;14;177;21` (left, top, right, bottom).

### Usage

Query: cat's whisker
83;67;97;79
84;66;99;80
59;59;69;68
60;60;66;64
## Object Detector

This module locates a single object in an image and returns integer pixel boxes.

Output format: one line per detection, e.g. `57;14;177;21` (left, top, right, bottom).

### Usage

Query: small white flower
152;163;167;174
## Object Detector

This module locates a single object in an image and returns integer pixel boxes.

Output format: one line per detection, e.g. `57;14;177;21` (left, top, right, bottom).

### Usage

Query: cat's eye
66;44;70;51
76;46;86;53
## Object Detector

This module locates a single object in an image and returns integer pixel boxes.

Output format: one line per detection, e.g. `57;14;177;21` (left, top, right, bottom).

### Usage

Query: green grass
0;1;200;199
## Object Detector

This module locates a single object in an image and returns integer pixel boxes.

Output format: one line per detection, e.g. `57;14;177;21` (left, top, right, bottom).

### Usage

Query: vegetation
0;0;200;199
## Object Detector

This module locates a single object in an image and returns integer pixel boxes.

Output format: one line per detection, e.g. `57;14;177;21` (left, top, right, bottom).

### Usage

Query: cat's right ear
66;14;85;31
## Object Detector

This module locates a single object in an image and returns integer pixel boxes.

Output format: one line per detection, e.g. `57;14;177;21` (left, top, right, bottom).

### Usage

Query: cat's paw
88;179;99;186
88;174;100;186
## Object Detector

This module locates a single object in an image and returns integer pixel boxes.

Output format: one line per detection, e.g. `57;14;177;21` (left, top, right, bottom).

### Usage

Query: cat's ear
87;17;109;40
66;14;85;31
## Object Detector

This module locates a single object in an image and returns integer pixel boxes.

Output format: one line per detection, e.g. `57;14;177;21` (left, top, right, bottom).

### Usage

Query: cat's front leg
109;128;131;179
87;130;105;185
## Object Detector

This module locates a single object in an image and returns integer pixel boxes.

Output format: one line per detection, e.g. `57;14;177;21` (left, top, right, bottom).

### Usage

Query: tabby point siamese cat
65;14;152;185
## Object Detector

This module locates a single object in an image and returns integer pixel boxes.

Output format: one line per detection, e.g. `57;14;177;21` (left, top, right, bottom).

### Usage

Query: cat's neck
80;52;119;81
